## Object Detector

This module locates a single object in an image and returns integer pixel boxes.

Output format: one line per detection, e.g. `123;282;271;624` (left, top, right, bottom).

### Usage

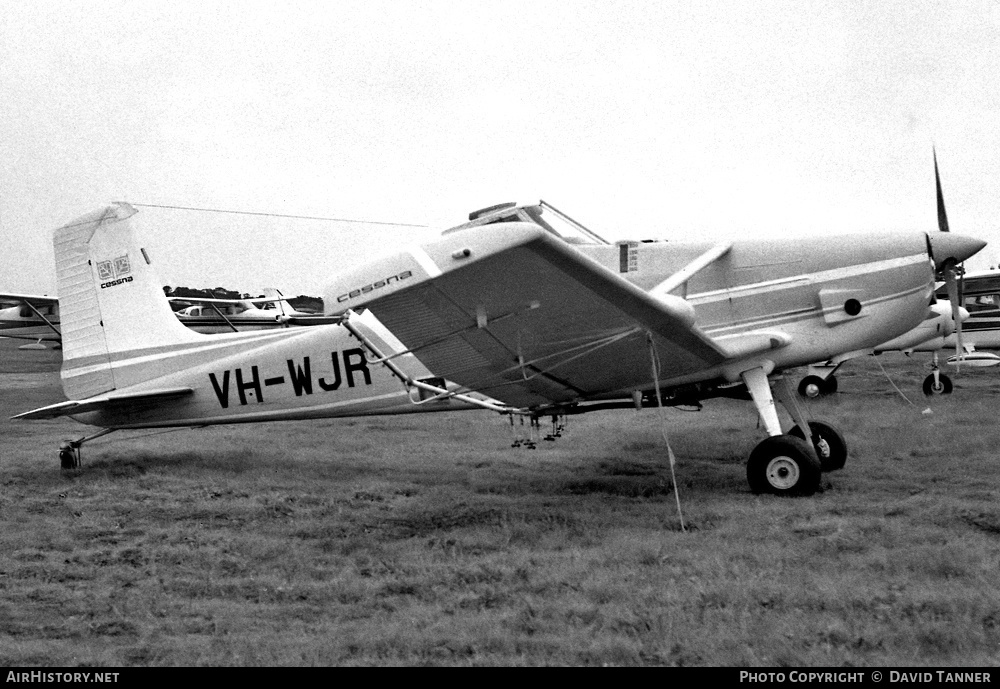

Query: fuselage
571;232;934;387
69;315;477;429
875;300;966;353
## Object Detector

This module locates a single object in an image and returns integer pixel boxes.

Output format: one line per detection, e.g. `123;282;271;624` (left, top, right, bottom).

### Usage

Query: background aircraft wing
283;315;343;326
0;293;58;306
328;224;727;408
167;296;285;304
0;331;61;342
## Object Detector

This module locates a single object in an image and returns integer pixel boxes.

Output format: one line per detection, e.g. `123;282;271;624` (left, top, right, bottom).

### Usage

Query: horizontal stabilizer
11;387;193;420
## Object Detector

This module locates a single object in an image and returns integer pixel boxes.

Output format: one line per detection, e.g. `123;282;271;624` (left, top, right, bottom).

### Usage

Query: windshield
445;200;610;245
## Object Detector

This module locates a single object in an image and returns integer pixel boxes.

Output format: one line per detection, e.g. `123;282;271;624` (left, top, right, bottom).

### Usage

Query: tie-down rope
647;332;687;532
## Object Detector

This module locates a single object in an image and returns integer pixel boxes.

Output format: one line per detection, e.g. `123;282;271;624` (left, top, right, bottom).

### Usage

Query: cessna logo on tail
98;254;133;289
337;270;412;303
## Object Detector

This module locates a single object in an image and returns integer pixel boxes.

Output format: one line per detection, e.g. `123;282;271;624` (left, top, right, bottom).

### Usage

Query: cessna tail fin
55;203;203;399
261;287;296;319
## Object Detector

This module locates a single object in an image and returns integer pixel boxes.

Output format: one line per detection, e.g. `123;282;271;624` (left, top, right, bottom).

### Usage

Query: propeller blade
934;147;951;233
944;264;962;370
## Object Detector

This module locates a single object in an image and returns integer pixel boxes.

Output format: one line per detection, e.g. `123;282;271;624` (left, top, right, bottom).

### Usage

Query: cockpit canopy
444;200;611;246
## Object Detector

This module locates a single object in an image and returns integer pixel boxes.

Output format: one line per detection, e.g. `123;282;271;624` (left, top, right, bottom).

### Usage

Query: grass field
2;338;999;666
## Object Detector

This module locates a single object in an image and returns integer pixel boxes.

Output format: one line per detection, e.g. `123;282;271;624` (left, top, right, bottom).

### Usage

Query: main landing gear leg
773;375;848;472
923;351;953;396
740;368;822;496
58;428;116;470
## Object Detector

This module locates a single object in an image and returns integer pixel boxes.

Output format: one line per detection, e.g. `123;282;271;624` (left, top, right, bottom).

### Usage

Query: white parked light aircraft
796;298;970;398
938;270;1000;352
0;294;61;349
0;287;333;345
171;288;338;334
13;200;985;497
796;151;996;397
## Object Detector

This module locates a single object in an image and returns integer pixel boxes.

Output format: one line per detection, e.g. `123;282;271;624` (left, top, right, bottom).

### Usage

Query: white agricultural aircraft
13;201;986;497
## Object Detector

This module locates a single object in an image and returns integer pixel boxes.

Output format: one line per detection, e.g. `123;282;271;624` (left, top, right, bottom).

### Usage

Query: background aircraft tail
55;203;203;399
260;287;300;318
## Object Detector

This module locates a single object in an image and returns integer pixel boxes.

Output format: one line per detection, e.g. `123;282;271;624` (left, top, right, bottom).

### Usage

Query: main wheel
922;373;953;396
798;375;827;399
789;420;848;472
59;445;77;470
746;435;822;496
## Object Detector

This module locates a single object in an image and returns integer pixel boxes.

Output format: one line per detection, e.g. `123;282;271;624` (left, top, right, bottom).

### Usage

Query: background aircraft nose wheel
922;373;953;396
746;435;822;496
789;420;848;472
798;374;837;398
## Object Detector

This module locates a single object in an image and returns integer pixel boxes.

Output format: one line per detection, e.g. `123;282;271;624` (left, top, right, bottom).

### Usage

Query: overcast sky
3;0;999;296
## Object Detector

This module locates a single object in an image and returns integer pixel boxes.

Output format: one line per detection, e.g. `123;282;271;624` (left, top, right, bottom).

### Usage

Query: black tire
922;373;953;396
822;374;839;395
59;448;76;470
798;375;827;399
746;435;822;496
789;420;848;472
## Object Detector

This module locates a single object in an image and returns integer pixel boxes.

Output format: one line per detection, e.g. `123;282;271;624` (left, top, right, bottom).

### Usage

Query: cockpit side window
967;294;1000;313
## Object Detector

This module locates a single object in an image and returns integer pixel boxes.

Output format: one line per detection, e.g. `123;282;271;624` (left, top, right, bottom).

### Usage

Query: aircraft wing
168;296;284;304
0;331;62;342
11;387;193;420
0;293;58;306
326;223;728;408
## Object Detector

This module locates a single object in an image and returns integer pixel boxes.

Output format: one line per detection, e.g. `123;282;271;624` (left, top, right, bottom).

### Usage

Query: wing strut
340;310;522;414
205;292;241;333
650;242;732;297
21;300;61;337
207;304;240;332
